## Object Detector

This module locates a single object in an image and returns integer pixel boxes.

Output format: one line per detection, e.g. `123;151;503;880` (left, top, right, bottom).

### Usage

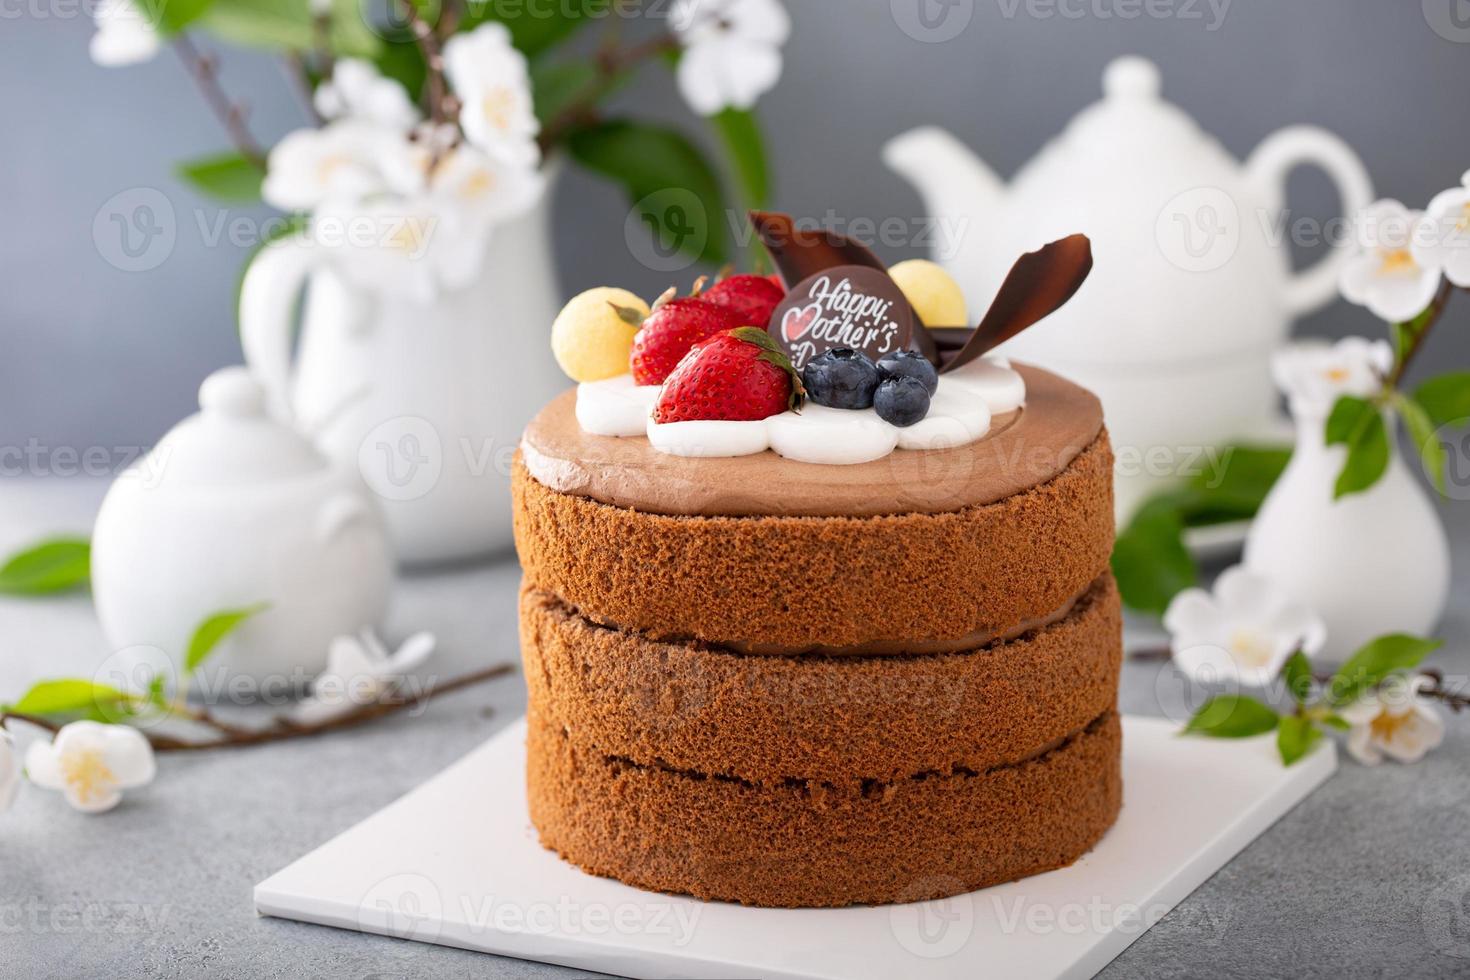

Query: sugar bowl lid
149;367;329;488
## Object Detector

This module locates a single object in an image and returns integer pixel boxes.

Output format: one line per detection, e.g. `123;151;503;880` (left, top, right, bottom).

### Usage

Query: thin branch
401;1;457;127
1;664;516;754
1420;669;1470;713
284;54;325;124
173;34;268;167
537;33;681;152
1387;277;1455;389
1;712;62;736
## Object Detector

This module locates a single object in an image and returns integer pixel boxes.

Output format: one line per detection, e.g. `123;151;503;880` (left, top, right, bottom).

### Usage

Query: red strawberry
629;295;745;386
654;328;806;424
703;274;786;329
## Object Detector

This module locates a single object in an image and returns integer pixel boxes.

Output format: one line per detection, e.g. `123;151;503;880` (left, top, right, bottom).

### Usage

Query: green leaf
186;603;269;672
1414;372;1470;430
709;108;771;208
1321;714;1351;731
1400;395;1448;492
1111;497;1196;615
1183;695;1280;738
460;0;592;58
177;152;264;204
327;0;386;58
568;119;731;266
1329;633;1443;706
530;60;595;127
9;679;130;716
0;538;91;595
1325;395;1389;499
1391;301;1439;367
202;0;380;54
1276;715;1323;766
198;0;312;49
1280;651;1314;704
1182;444;1291;524
141;0;216;34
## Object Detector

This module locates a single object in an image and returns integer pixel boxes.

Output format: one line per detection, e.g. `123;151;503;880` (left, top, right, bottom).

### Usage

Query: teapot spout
883;127;1003;254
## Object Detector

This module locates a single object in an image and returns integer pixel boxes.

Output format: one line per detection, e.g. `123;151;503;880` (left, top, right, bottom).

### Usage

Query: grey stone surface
1;477;1468;979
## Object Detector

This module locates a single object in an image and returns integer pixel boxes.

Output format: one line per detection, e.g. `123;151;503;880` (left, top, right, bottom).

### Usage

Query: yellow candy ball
550;287;650;383
889;259;969;328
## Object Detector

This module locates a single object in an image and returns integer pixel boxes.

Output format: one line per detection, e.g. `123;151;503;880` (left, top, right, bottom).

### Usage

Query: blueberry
802;347;881;409
876;349;939;396
874;376;931;427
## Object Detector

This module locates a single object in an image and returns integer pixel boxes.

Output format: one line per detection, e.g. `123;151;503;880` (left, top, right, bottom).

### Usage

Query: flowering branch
400;1;458;127
1;663;514;754
1419;669;1470;713
172;34;267;167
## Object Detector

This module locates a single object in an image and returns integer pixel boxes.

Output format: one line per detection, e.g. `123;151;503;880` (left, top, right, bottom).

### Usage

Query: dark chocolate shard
749;210;940;364
939;235;1093;374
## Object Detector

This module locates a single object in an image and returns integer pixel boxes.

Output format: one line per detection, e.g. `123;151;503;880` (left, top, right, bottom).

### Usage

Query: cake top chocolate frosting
520;363;1103;518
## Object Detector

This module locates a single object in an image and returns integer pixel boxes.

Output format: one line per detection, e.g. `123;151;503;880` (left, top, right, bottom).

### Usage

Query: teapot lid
148;367;331;487
1040;56;1225;168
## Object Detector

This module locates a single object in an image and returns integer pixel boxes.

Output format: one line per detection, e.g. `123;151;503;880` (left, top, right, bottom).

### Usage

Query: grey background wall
4;0;1469;453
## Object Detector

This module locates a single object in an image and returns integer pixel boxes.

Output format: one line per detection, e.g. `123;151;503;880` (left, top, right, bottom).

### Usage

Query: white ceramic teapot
885;56;1373;518
91;367;393;689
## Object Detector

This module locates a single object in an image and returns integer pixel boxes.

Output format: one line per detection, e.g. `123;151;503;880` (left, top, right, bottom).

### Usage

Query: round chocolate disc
768;265;915;371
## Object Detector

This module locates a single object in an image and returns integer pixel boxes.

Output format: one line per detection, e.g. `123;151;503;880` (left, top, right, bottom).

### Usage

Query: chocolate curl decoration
749;210;940;364
939;235;1094;374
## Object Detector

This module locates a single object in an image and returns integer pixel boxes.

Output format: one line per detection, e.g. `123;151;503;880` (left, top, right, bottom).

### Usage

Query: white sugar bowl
92;367;393;689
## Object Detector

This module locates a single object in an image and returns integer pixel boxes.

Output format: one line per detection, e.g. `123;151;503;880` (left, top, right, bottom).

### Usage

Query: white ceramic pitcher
239;190;566;565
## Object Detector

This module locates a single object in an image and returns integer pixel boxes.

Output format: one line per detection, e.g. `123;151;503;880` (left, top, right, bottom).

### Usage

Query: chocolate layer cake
513;363;1122;908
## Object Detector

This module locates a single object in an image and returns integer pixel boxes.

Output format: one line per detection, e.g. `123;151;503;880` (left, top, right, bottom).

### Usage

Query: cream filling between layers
560;579;1093;659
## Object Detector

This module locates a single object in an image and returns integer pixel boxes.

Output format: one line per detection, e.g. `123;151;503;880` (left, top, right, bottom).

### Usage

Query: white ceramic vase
240;186;567;566
1243;406;1451;662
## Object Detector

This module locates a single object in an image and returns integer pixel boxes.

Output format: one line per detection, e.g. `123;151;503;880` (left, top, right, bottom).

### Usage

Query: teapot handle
1245;126;1374;318
240;234;317;422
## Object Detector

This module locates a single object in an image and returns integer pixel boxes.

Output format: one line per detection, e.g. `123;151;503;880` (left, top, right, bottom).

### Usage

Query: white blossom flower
89;0;160;67
671;0;790;115
314;59;421;131
443;23;540;168
292;631;436;726
24;722;155;814
1340;200;1443;323
0;731;19;813
1340;674;1445;766
309;144;543;302
1270;337;1394;418
1412;170;1470;289
262;120;405;212
1164;566;1327;688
